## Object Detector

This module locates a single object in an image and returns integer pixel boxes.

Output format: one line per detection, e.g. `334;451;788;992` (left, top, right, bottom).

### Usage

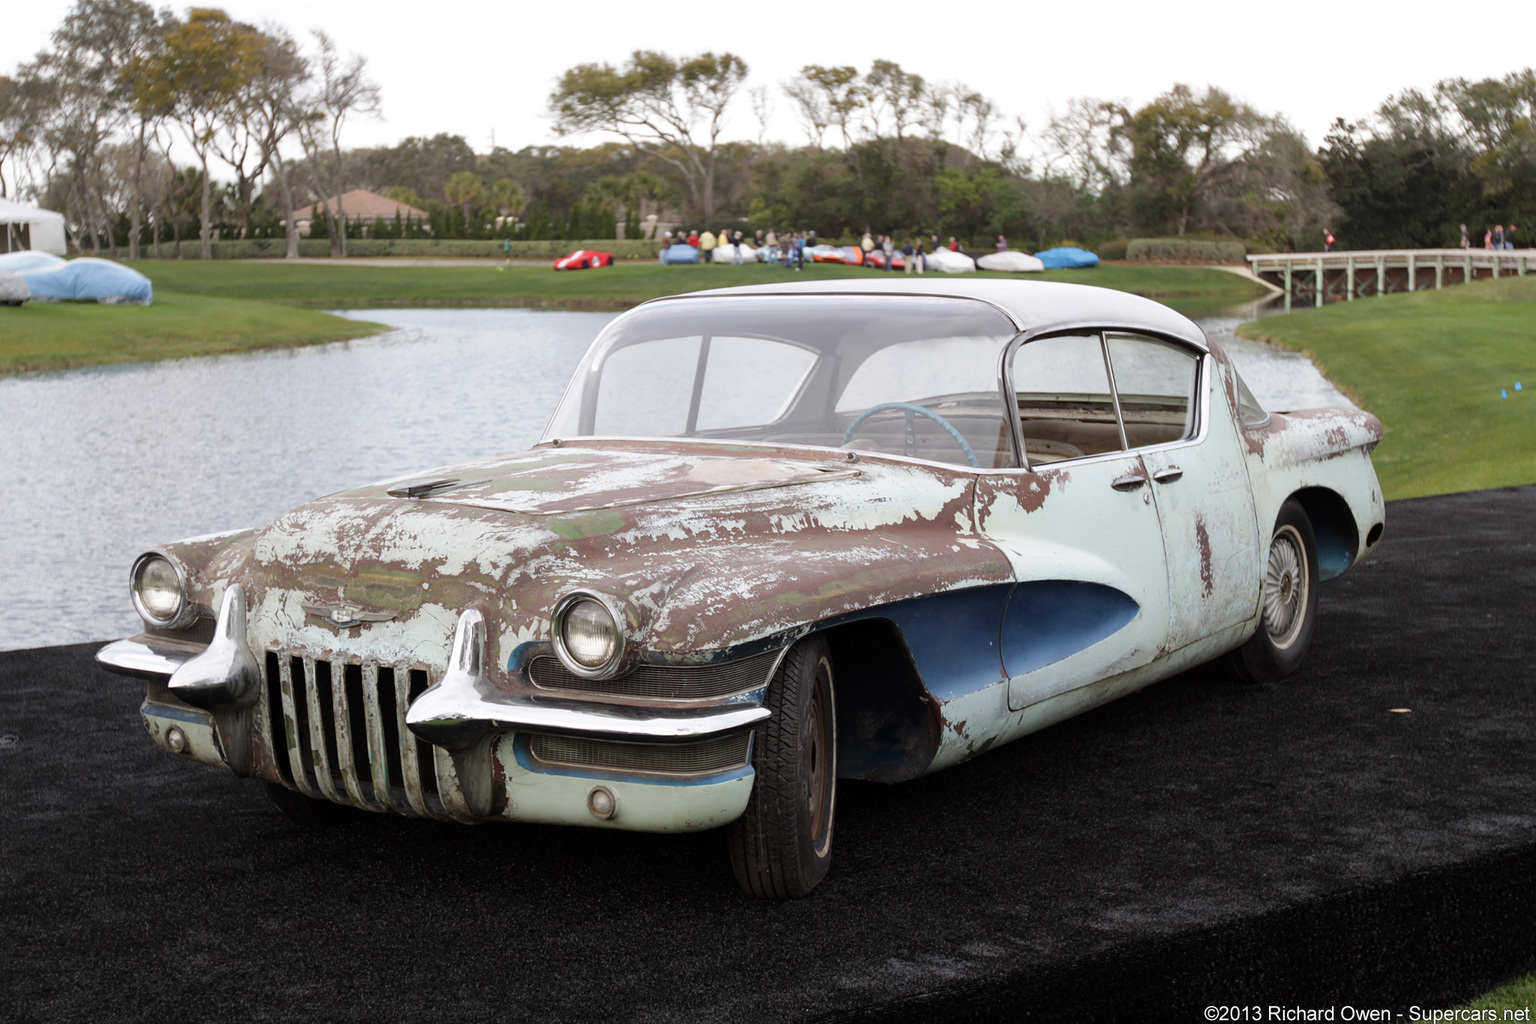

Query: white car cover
925;248;976;273
712;243;756;264
978;251;1046;273
0;268;29;304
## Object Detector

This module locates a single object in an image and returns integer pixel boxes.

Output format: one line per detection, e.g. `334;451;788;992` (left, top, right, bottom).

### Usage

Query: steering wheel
841;402;981;468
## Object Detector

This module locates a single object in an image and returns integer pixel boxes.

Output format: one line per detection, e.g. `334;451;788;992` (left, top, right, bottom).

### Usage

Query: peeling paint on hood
354;444;863;516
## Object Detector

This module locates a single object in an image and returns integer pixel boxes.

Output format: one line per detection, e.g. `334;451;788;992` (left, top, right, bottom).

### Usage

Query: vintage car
97;279;1385;898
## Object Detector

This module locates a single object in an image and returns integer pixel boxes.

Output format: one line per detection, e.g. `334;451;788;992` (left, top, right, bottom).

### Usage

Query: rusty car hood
207;440;1014;666
359;443;866;516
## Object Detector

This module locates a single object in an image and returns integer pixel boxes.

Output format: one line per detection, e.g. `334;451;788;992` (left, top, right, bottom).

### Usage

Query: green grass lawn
123;259;1265;310
1461;970;1536;1013
0;291;389;375
1237;276;1536;500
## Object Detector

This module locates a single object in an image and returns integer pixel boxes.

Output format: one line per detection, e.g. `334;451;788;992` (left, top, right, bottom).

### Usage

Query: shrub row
151;238;664;260
1126;238;1248;265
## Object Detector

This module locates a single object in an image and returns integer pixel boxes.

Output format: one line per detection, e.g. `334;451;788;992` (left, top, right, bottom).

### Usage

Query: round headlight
131;553;188;628
553;593;624;677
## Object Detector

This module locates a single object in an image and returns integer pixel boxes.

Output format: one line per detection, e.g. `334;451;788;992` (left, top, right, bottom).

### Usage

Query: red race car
554;250;614;271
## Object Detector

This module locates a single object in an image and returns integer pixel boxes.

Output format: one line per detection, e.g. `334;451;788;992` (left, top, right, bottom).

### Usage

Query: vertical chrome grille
265;652;442;818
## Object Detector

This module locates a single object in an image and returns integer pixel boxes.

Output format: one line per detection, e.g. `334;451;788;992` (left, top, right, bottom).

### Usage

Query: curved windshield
545;294;1020;468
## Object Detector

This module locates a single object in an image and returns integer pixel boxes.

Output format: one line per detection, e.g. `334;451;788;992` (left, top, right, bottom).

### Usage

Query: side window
1105;333;1200;447
1011;334;1122;463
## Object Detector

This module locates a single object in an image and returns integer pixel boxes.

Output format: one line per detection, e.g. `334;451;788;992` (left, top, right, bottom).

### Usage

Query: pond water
0;300;1349;652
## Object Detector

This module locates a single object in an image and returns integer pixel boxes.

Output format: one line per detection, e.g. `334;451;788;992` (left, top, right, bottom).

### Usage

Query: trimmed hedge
154;238;664;260
1126;238;1248;265
1097;239;1130;261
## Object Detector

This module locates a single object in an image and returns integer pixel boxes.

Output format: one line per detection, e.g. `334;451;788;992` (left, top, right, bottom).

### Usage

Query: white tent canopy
0;198;68;255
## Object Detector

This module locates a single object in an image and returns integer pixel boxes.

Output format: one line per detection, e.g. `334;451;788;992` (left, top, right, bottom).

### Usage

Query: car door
974;332;1171;713
1104;333;1261;651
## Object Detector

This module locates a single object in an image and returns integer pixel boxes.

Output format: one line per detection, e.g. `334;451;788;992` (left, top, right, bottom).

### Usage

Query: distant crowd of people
660;226;1010;273
1460;223;1519;250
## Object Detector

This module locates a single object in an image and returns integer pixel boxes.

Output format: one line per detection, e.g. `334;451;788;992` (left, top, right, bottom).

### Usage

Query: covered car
555;250;614;270
925;248;976;273
660;244;701;265
711;243;756;264
1034;247;1100;269
978;251;1046;273
14;256;153;304
0;250;68;273
0;268;28;305
97;279;1385;899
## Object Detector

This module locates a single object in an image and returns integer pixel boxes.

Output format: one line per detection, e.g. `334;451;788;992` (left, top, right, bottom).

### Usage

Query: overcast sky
5;0;1533;168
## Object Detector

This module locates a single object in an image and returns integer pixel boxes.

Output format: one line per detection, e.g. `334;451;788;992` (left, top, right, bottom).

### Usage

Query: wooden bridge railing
1248;248;1532;309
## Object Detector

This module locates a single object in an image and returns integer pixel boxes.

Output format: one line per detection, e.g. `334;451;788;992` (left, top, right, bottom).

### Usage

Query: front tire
1227;499;1319;684
728;635;835;898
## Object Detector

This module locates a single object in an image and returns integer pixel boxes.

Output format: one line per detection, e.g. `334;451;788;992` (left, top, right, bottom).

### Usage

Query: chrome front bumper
98;597;769;744
97;593;765;831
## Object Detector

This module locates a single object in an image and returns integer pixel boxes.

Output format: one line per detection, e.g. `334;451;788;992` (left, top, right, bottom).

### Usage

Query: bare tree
748;84;772;145
240;26;312;258
782;77;830;148
0;74;49;199
1042;97;1125;191
297;30;379;257
863;60;925;140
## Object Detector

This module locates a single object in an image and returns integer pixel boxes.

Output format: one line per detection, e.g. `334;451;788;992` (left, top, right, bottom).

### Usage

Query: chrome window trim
1003;326;1210;473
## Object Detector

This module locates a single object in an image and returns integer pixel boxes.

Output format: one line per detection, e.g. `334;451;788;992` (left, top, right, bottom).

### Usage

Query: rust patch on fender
1195;515;1214;597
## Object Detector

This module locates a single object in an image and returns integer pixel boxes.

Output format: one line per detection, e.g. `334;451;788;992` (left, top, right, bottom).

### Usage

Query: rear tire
262;780;346;828
728;635;836;898
1227;499;1319;684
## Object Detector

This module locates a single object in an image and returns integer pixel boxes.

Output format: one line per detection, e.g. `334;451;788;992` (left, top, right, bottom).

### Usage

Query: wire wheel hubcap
1263;526;1308;649
803;664;833;856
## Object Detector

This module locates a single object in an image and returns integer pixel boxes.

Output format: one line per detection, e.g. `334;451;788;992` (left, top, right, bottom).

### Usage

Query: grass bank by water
0;292;389;375
1237;276;1536;500
124;259;1266;310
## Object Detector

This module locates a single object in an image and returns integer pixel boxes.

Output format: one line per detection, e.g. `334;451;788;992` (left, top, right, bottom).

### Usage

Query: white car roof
651;278;1209;351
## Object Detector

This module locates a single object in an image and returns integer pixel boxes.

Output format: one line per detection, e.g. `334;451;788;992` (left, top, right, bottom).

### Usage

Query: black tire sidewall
728;635;836;897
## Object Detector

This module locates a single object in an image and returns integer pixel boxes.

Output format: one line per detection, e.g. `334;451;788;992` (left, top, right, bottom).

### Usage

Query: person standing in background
699;228;717;263
687;229;699;248
1459;224;1470;248
1494;225;1505;249
947;236;959;252
1508;225;1517;249
902;238;916;274
882;234;895;271
1323;229;1335;252
913;236;926;274
996;234;1008;252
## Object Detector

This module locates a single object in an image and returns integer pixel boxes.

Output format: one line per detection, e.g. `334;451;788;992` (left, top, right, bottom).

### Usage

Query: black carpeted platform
3;487;1533;1022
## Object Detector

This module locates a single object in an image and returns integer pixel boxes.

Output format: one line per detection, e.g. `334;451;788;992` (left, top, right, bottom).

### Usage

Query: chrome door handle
1152;466;1183;484
1111;472;1147;492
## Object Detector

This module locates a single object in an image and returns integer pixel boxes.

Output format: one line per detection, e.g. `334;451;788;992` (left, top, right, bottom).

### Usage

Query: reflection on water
0;300;1352;651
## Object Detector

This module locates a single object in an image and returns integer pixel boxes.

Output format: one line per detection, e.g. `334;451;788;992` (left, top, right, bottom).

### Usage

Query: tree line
3;2;1532;256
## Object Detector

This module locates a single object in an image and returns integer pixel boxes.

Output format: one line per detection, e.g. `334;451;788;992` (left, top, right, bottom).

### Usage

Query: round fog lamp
587;786;616;820
559;598;619;671
131;554;187;627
